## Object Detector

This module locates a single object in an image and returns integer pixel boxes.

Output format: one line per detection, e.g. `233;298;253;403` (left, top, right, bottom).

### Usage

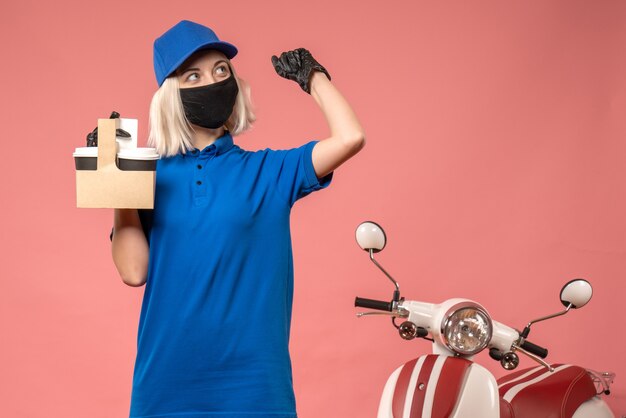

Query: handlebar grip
355;297;392;312
520;340;548;359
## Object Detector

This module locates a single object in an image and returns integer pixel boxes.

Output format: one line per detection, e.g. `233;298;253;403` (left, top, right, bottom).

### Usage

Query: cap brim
164;41;238;83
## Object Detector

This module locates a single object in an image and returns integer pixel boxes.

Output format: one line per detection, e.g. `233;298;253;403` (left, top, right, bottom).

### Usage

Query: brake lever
512;342;554;372
356;308;409;319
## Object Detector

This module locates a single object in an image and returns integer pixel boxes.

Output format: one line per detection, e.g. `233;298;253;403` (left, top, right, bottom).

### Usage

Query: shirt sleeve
109;209;153;243
266;140;333;207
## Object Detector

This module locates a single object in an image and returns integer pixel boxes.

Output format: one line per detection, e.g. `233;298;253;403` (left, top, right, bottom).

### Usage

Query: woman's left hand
271;48;331;94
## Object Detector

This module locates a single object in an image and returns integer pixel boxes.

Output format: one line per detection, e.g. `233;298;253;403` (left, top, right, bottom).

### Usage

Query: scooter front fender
378;354;499;418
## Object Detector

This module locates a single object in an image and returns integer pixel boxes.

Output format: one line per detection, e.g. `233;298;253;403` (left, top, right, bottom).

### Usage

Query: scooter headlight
441;302;492;356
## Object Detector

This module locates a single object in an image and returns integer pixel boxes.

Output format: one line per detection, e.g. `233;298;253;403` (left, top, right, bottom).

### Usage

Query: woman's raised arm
271;48;365;178
308;71;365;178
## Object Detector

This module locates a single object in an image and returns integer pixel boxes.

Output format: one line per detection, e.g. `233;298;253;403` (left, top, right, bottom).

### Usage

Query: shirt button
196;180;202;185
197;165;202;169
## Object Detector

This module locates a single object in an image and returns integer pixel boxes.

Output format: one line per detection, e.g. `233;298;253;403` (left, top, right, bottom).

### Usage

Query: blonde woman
111;20;364;418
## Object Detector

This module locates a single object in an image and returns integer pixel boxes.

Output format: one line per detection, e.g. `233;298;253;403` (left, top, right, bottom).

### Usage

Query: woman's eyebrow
180;60;228;74
180;67;200;74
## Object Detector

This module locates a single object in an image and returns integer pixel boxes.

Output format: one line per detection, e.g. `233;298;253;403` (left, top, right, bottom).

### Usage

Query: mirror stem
520;303;572;338
369;249;401;302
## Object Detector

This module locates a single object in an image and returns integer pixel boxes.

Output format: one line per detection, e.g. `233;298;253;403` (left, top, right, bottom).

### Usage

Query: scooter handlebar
355;297;393;312
520;340;549;359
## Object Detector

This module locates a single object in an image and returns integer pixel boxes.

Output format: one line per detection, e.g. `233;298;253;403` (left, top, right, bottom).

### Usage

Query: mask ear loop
223;62;237;132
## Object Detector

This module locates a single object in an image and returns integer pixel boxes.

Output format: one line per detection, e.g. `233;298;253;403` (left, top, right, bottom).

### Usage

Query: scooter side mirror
522;278;593;340
355;221;387;253
560;279;593;309
355;221;400;302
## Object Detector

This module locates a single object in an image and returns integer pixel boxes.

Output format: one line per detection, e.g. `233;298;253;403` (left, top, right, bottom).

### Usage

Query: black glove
271;48;331;94
85;111;130;147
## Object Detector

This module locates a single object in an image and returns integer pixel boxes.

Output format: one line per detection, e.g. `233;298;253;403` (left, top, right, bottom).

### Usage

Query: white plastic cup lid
117;147;160;160
118;147;158;156
118;155;160;161
73;147;98;157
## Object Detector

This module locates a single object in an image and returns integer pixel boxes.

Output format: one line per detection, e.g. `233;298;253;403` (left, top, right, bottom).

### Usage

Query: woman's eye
216;65;229;75
186;73;199;81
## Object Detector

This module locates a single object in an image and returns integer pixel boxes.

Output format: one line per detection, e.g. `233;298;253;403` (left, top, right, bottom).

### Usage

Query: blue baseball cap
153;20;238;87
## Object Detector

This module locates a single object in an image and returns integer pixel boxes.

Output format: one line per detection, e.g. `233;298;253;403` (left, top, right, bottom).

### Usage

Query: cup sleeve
266;140;333;207
109;209;153;244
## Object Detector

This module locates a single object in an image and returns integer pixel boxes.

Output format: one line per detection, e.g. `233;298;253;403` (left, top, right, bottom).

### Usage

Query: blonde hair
148;63;256;157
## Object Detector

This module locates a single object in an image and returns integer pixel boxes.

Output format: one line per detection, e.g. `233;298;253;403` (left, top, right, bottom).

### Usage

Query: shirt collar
190;131;234;157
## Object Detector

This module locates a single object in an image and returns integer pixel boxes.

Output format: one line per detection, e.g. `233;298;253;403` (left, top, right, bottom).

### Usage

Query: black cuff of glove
297;48;331;94
302;65;331;94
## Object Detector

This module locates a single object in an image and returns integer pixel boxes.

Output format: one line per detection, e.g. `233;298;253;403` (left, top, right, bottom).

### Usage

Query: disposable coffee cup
73;147;98;170
117;148;160;171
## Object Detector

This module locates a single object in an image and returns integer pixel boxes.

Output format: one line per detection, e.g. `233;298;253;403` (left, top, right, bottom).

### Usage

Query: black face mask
179;75;239;129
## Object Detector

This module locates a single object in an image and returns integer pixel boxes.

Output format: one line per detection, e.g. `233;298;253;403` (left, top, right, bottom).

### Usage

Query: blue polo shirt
127;132;332;418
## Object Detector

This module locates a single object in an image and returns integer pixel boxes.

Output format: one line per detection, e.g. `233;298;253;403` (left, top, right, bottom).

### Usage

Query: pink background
1;0;624;416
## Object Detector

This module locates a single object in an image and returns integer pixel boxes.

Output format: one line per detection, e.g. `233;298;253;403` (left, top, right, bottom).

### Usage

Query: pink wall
1;0;624;416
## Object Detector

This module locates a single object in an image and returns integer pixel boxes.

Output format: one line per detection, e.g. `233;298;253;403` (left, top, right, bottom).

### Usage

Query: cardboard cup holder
75;118;158;208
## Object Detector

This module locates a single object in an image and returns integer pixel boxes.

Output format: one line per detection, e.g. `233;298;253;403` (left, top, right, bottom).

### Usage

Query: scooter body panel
449;362;500;418
572;396;615;418
377;354;499;418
